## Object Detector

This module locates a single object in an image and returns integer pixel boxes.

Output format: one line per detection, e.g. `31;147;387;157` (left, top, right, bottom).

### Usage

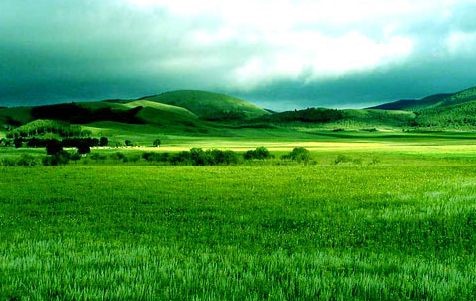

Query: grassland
2;87;476;299
1;142;476;300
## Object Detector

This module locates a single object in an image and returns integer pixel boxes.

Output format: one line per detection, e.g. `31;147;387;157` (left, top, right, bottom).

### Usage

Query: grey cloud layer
1;0;476;109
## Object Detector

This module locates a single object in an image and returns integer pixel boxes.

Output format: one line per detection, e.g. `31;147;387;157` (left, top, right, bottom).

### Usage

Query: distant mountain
369;85;476;129
370;86;476;111
369;94;452;111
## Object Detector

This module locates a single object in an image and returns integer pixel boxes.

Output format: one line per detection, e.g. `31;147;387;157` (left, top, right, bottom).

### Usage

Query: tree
99;137;109;147
76;142;91;155
153;139;161;147
46;139;63;156
124;140;133;147
13;138;23;148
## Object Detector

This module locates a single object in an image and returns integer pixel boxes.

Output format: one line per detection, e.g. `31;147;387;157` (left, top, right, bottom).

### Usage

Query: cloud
0;0;475;108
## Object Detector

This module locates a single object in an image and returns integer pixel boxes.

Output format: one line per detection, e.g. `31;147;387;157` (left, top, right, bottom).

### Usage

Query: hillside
4;86;476;139
369;94;451;111
371;86;476;112
140;90;270;120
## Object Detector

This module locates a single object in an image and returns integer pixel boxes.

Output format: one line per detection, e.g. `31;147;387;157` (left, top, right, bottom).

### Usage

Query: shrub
170;151;193;165
42;151;71;166
124;140;133;147
110;152;128;162
1;158;16;166
0;138;11;147
70;152;82;161
16;154;38;167
190;148;214;166
153;139;161;147
244;147;273;160
142;152;170;163
282;147;311;163
334;154;352;165
90;153;107;161
210;149;240;165
369;157;381;165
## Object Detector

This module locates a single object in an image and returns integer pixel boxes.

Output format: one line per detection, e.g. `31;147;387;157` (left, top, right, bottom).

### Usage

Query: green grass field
1;143;476;300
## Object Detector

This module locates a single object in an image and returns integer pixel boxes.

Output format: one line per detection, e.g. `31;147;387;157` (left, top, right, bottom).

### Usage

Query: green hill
371;86;476;112
124;100;198;120
416;100;476;129
140;90;270;120
367;85;476;129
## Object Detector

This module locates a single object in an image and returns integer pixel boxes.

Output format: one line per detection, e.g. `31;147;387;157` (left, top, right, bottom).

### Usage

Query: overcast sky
1;0;476;110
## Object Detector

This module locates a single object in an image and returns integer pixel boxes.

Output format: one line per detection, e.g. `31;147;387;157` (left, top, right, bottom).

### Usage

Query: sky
1;0;476;110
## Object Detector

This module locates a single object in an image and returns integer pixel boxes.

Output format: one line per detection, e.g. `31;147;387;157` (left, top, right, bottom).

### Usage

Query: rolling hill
140;90;270;120
3;86;476;141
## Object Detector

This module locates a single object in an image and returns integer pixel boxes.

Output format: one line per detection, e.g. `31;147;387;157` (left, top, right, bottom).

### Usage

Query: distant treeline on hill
0;136;109;149
258;108;345;123
31;103;143;124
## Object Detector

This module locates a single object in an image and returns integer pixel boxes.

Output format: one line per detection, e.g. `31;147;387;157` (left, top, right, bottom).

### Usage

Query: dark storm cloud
236;55;476;110
1;0;476;110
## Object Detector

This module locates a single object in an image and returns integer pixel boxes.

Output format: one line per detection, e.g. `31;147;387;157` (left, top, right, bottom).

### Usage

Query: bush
90;153;107;161
0;138;11;147
210;149;240;165
244;147;273;160
170;151;193;165
190;148;214;166
0;155;38;167
153;139;161;147
42;151;71;166
282;147;311;163
1;158;16;166
70;152;82;161
110;152;128;162
124;140;133;147
16;154;38;166
334;154;352;165
142;152;170;163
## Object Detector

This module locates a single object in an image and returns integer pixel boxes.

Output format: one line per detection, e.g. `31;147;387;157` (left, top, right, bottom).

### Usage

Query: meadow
1;141;476;300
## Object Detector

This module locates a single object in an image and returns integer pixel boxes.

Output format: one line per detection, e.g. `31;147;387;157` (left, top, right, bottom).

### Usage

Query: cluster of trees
6;119;90;139
259;108;345;123
205;110;247;121
3;137;109;151
142;148;241;166
1;146;315;167
31;103;143;124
